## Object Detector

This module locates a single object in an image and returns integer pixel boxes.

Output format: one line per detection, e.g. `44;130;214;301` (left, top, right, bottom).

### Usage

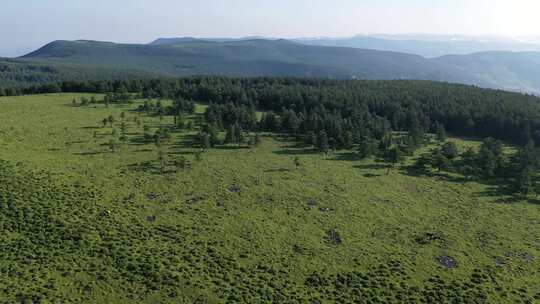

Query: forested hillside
0;58;157;89
4;39;538;94
434;52;540;93
20;39;446;79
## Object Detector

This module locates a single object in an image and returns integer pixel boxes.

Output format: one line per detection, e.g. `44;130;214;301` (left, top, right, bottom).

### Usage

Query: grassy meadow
0;93;539;303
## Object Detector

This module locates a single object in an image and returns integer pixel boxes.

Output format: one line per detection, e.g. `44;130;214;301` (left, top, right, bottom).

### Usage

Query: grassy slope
0;94;539;303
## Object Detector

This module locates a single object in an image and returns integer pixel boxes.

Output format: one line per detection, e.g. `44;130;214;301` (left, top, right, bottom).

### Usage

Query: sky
1;0;540;57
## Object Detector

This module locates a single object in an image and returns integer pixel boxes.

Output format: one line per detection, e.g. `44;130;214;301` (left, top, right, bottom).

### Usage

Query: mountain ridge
295;35;540;57
11;38;540;94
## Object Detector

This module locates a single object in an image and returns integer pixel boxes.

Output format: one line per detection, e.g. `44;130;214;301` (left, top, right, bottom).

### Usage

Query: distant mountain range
2;37;540;94
295;34;540;58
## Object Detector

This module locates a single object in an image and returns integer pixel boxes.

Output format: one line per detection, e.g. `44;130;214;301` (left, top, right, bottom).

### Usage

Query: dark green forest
0;58;156;89
3;77;540;143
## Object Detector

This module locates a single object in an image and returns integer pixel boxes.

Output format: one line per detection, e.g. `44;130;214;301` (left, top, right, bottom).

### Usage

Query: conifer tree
294;157;301;169
344;131;354;149
436;122;447;142
254;133;262;147
200;132;211;151
384;146;403;174
225;124;236;144
318;131;329;153
441;142;459;160
158;150;167;174
516;167;534;196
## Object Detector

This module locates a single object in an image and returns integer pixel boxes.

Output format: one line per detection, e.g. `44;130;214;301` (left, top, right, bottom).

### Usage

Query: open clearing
0;93;539;303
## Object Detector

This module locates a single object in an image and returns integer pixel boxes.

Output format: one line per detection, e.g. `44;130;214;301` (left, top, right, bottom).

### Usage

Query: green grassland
0;93;539;303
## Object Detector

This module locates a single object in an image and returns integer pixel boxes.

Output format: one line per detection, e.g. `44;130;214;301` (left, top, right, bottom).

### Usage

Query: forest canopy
3;77;540;145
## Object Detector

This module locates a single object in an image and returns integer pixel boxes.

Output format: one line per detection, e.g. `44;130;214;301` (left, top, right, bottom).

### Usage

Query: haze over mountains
3;34;540;94
296;34;540;58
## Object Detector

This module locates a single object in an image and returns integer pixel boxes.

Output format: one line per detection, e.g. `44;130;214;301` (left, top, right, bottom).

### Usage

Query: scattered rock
319;207;332;213
325;229;342;246
100;210;111;217
186;196;203;204
415;232;444;245
520;253;535;262
437;255;458;268
146;215;157;222
493;256;505;267
159;195;172;204
293;244;305;255
228;185;241;193
307;199;318;208
146;193;158;200
122;193;136;204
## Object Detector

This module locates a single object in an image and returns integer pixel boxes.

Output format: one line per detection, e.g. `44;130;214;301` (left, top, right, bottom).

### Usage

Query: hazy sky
1;0;539;56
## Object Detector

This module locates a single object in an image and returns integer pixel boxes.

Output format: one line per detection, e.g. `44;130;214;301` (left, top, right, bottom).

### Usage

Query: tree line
4;77;540;145
15;76;540;195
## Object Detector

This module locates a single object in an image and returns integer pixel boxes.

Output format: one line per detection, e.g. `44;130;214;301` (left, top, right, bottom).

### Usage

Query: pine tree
357;137;376;159
194;151;203;162
477;138;504;178
254;133;262;147
318;131;329;153
174;156;190;171
158;150;168;174
236;124;245;144
516;167;534;196
431;150;449;172
517;140;537;171
248;136;256;148
294;157;301;169
344;131;354;149
108;139;118;153
225;124;236;144
119;134;128;144
436;122;447;142
120;122;127;134
384;146;403;174
307;131;318;148
200;132;211;151
378;134;393;154
414;153;433;172
441;142;459;160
